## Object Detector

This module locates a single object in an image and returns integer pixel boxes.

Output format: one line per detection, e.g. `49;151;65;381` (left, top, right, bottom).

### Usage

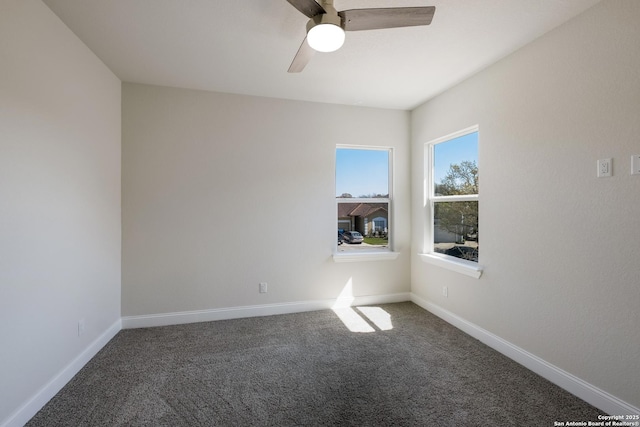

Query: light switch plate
631;155;640;175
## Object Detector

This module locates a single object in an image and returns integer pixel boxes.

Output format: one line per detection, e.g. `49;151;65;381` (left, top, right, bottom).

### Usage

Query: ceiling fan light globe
307;23;345;52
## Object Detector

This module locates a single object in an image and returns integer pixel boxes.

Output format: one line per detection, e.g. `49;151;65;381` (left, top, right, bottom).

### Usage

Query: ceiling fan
286;0;436;72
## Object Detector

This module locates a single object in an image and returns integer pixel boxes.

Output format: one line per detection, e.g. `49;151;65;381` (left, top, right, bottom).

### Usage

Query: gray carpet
27;302;600;426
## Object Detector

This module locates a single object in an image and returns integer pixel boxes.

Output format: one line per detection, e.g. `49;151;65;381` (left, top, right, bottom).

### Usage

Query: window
373;218;386;233
335;147;392;255
424;126;480;272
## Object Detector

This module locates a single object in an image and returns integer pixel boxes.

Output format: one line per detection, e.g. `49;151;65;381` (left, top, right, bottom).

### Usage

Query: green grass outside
363;237;389;246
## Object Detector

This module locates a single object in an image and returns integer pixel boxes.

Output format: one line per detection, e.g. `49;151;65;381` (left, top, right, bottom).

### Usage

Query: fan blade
286;0;325;18
288;37;315;73
339;6;435;31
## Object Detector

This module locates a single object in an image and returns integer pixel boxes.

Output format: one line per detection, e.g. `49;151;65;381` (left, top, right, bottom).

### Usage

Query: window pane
433;201;478;262
434;132;478;196
337;202;389;252
336;148;389;198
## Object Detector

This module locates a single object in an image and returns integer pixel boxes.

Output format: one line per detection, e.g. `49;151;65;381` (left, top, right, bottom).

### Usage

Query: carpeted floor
27;302;601;426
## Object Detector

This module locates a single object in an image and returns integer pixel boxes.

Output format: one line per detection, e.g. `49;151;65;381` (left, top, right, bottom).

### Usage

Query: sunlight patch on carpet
357;306;393;331
332;306;393;333
332;307;376;333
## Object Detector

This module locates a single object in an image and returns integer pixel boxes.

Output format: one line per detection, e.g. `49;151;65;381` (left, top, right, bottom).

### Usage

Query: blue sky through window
336;148;388;197
434;132;478;184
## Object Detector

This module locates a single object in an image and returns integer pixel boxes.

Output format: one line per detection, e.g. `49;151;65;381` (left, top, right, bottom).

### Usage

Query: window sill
333;251;400;263
419;253;483;279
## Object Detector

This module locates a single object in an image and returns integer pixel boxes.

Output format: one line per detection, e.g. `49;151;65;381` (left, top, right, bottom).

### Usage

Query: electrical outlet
442;286;448;297
597;158;612;178
78;319;85;337
259;282;268;293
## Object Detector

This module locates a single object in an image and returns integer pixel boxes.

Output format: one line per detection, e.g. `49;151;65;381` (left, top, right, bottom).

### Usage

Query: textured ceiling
42;0;602;110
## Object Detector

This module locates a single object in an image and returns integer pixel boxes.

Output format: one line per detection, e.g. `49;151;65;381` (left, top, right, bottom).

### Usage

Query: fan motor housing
306;12;343;33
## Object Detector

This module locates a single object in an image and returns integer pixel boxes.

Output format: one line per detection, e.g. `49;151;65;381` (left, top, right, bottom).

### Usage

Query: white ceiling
42;0;601;110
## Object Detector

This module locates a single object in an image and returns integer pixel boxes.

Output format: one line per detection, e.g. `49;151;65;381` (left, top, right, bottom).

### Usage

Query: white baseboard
1;319;122;427
410;293;639;416
121;292;411;329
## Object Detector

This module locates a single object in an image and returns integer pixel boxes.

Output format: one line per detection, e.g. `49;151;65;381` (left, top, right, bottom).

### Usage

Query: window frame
333;145;399;262
421;126;483;278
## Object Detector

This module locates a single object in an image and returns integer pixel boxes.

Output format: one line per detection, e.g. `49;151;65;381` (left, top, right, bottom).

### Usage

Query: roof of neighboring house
337;202;388;218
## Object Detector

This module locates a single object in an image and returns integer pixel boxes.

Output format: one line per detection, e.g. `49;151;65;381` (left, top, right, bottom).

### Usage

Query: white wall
0;1;121;425
411;0;640;411
4;0;636;422
122;84;410;317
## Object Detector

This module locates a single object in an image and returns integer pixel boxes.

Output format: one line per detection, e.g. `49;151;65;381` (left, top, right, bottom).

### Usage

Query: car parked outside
342;230;363;244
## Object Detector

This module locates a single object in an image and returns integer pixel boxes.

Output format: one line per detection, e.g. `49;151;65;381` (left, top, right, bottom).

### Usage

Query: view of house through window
336;147;391;252
428;128;478;262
